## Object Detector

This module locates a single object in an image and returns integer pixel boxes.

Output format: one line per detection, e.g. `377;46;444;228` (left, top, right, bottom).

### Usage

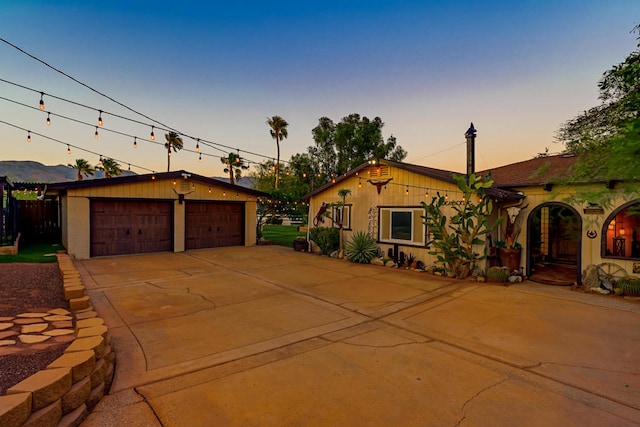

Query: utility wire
0;40;293;167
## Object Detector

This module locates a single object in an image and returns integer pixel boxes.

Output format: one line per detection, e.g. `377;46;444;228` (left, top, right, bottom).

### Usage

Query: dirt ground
0;263;71;394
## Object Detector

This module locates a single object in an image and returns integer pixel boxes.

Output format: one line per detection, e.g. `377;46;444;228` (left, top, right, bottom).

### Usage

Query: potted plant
496;240;522;273
293;236;308;252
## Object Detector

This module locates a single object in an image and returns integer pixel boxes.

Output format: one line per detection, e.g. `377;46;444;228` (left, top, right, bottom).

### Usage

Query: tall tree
266;115;289;189
220;152;249;185
96;157;122;178
68;158;94;181
558;25;640;184
164;132;184;172
310;114;408;178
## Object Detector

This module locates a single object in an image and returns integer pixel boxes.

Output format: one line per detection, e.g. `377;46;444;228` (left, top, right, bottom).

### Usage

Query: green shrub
616;275;640;296
345;231;378;264
486;266;509;282
309;227;340;255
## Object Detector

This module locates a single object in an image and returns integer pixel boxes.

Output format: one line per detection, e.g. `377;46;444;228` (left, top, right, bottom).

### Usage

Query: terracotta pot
497;248;521;272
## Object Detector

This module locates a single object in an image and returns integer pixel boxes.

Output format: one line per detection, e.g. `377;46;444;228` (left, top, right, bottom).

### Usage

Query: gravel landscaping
0;263;71;394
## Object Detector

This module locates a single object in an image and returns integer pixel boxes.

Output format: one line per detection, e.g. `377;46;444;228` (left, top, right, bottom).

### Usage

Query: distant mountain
0;161;257;189
0;160;136;183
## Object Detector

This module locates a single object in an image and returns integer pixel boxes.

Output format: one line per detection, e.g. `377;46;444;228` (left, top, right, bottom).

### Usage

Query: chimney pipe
465;122;476;180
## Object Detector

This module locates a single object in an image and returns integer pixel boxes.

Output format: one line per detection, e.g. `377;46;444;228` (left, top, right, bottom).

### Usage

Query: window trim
332;203;352;231
378;206;426;247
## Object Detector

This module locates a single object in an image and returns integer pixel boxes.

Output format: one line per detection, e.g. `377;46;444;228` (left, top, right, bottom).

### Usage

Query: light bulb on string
94;126;99;139
67;145;71;155
198;153;202;163
133;137;137;148
236;150;240;163
128;164;131;171
38;92;45;110
195;139;200;153
405;186;409;196
46;113;51;126
27;131;31;143
150;126;155;140
425;188;429;198
97;110;103;126
303;172;307;178
98;156;103;165
445;191;449;201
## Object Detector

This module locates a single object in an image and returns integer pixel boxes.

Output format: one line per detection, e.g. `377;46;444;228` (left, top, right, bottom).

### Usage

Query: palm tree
96;157;122;178
164;132;184;172
220;152;249;185
266;115;288;189
68;158;94;181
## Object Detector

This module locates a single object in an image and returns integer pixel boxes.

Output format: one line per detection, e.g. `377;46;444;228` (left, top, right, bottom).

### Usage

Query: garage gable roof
48;170;267;197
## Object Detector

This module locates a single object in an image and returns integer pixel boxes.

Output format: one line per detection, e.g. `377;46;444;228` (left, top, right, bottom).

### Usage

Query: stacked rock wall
0;253;115;427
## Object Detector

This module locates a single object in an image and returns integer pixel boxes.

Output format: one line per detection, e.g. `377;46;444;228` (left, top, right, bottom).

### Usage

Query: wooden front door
185;202;244;250
90;200;173;257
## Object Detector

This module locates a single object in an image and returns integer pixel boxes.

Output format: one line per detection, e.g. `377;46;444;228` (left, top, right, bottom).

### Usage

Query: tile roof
479;154;580;188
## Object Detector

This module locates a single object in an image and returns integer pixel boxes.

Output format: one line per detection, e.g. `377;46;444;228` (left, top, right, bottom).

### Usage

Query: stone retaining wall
0;253;115;427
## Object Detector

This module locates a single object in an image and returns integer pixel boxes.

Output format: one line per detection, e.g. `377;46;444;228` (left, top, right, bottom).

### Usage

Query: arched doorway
527;203;582;285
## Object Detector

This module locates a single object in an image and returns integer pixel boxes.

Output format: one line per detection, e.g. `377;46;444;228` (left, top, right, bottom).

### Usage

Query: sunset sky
0;1;637;178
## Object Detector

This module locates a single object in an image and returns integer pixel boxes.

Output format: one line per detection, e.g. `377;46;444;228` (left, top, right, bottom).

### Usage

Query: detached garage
49;171;265;259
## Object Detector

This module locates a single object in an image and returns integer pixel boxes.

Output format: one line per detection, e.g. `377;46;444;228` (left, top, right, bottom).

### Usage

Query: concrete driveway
76;246;640;426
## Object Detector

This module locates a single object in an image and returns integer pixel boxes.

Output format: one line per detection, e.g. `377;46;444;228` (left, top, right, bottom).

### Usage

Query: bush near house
309;227;340;255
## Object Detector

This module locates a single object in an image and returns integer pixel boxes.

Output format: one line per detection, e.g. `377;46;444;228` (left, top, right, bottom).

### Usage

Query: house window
603;201;640;259
378;207;426;246
332;204;351;230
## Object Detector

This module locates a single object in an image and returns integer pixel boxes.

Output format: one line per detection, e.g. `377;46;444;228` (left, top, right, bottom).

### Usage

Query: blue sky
0;1;637;177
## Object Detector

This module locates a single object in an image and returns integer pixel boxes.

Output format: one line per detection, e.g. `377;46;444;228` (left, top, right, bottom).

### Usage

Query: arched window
602;201;640;259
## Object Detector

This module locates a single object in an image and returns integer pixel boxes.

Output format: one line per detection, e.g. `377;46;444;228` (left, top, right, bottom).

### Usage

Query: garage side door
90;200;173;257
185;202;244;250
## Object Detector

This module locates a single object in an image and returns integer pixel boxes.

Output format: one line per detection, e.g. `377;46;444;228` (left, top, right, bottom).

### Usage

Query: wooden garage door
185;202;244;250
90;200;173;257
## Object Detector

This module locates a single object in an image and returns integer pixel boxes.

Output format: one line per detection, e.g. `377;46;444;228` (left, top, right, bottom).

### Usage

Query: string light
198;153;202;163
94;126;99;139
236;150;241;163
27;130;31;142
133;137;137;148
97;110;103;126
38;92;45;110
150;126;155;140
405;186;409;195
67;144;71;154
46;112;51;126
425;189;429;198
208;187;211;193
303;172;307;178
223;191;226;196
98;155;103;165
195;139;200;153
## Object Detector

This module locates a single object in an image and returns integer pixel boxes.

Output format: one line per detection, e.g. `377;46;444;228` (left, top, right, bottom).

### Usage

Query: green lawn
262;225;306;247
0;243;63;263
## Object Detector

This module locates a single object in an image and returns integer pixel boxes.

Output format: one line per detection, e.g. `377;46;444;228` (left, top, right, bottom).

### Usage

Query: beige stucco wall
61;176;258;259
310;164;640;280
496;184;640;276
309;164;463;265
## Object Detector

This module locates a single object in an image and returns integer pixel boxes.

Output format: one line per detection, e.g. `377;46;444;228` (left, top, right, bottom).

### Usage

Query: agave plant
345;231;378;264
